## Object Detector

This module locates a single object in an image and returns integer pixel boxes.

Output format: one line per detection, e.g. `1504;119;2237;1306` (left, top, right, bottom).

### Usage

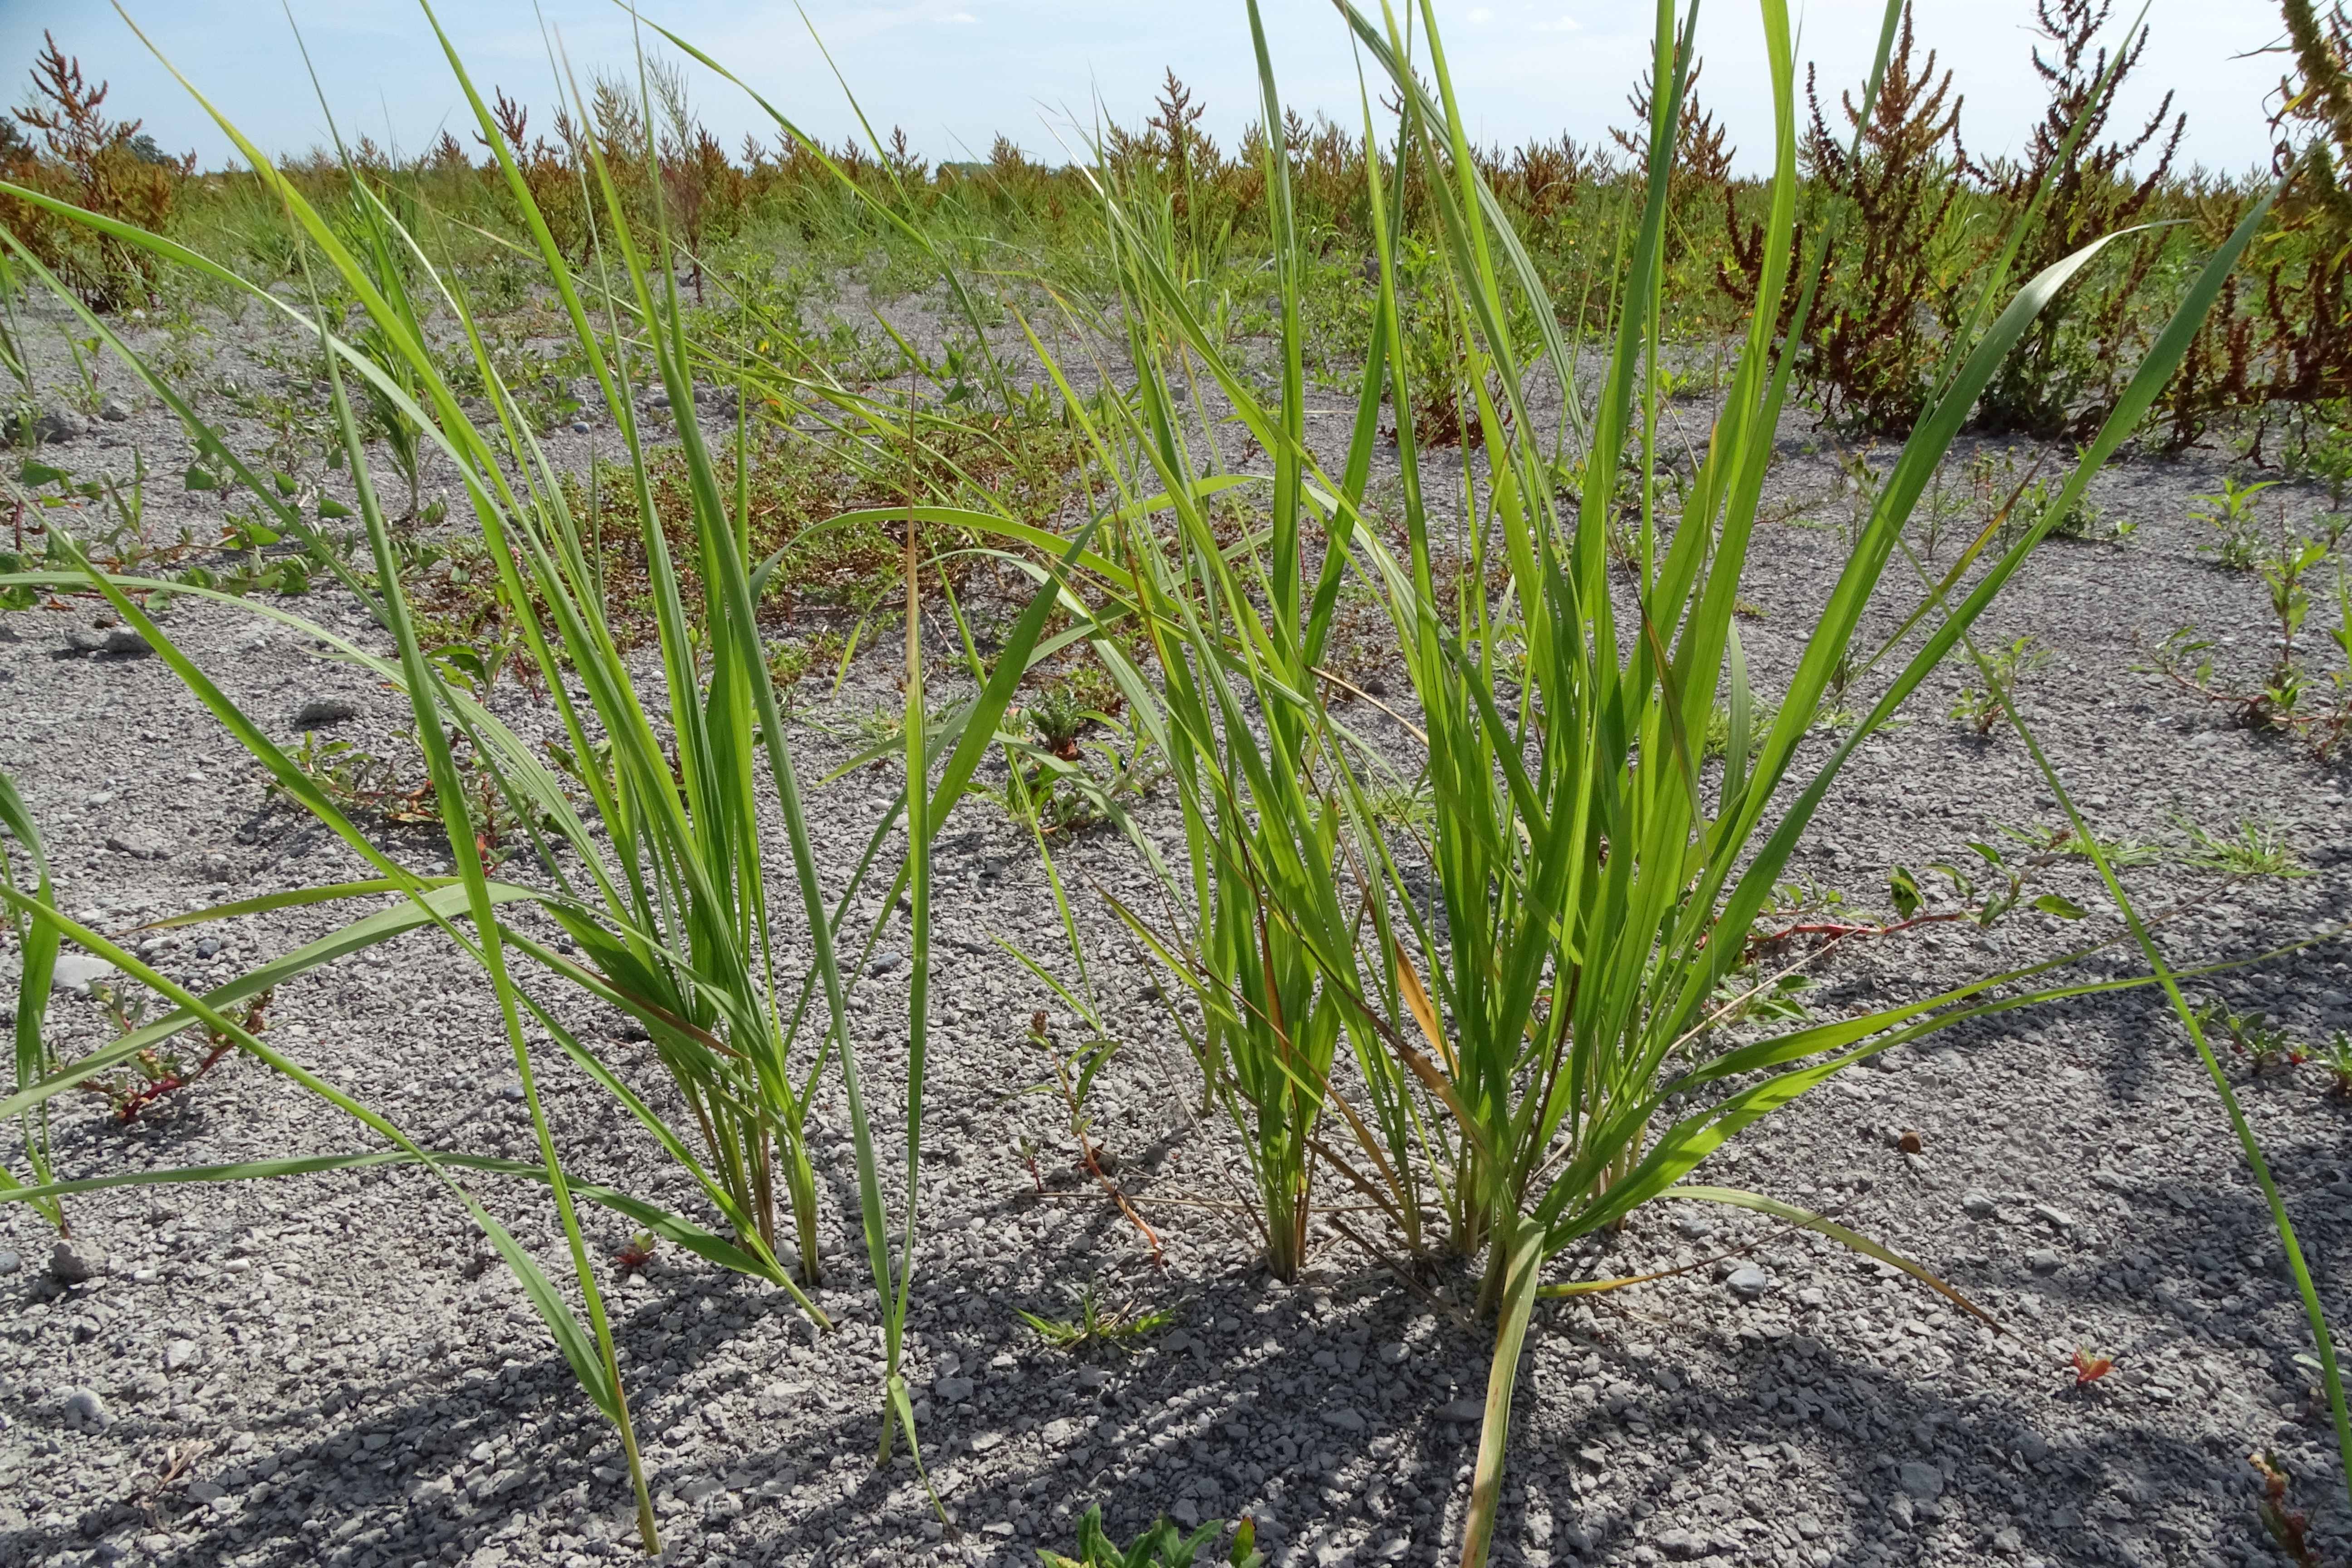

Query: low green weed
764;627;849;708
1993;819;2162;867
1010;1008;1162;1261
2141;555;2352;755
1703;696;1777;760
1027;678;1094;759
78;985;269;1124
2192;999;2308;1072
2314;1032;2352;1096
1015;1281;1176;1353
1950;636;2052;735
1703;969;1815;1031
2173;814;2306;877
267;732;438;827
1040;1507;1262;1568
1990;462;2117;543
1364;777;1435;834
2190;477;2277;569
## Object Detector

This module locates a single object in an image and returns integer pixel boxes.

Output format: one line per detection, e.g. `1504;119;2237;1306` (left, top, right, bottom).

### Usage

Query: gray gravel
2;280;2351;1568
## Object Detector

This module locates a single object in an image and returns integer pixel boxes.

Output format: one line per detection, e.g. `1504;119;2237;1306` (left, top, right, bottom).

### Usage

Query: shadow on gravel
5;1205;2339;1568
9;974;2347;1568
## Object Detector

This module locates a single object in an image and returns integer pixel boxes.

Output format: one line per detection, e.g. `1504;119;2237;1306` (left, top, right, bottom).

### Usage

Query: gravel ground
2;281;2351;1568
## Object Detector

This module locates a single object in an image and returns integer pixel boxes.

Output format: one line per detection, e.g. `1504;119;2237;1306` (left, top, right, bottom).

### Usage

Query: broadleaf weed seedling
2141;555;2352;756
2190;477;2278;570
1703;969;1815;1032
1014;1008;1164;1264
1949;636;2052;735
1027;678;1093;760
267;732;439;828
2191;999;2308;1072
2317;1033;2352;1097
80;984;271;1124
764;627;849;710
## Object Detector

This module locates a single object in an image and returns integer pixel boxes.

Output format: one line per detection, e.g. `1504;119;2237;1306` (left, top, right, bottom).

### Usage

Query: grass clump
2174;814;2307;877
942;2;2304;1559
0;9;1074;1546
1015;1281;1177;1353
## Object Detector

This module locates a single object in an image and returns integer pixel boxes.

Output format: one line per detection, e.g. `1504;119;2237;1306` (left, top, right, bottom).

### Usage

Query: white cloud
1533;13;1580;30
1467;7;1494;22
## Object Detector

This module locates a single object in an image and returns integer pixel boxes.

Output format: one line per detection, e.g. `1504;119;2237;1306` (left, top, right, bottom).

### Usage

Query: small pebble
1726;1264;1771;1300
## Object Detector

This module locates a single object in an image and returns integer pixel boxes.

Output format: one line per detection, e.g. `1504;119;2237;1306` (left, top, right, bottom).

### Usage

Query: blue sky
1;1;2293;177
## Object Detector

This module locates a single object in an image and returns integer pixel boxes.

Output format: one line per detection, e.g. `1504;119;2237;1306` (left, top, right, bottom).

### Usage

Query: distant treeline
6;0;2352;462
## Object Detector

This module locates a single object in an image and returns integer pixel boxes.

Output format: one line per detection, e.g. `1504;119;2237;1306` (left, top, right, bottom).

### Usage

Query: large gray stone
1897;1461;1945;1500
24;402;87;444
52;951;116;995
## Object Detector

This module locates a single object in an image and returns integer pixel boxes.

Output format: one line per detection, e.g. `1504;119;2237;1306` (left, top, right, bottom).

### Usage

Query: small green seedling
1039;1505;1262;1568
1942;842;2087;927
2172;815;2306;878
2317;1033;2352;1097
1705;969;1815;1030
2192;1000;2307;1072
81;985;271;1124
1028;680;1093;760
1016;1281;1176;1353
1950;636;2052;735
2189;479;2278;571
1993;820;2161;867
